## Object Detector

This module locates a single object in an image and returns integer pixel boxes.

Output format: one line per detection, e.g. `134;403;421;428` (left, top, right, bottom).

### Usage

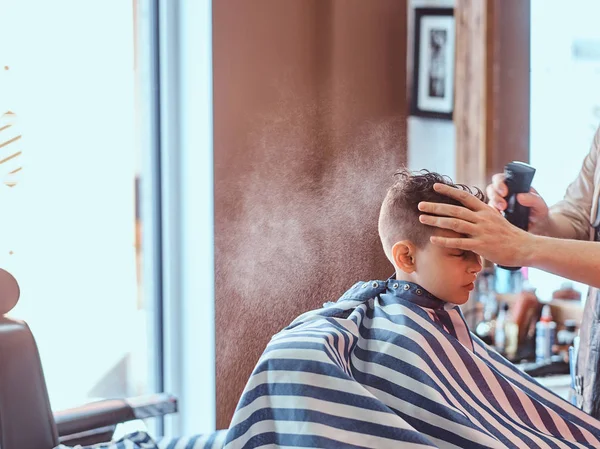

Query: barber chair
0;268;177;449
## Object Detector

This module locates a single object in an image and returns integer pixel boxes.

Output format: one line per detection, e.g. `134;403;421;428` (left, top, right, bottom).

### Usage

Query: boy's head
378;169;484;305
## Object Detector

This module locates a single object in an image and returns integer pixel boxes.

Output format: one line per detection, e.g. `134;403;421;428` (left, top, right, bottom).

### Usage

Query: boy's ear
392;240;416;273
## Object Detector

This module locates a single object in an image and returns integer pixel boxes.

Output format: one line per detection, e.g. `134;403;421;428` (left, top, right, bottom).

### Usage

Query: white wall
407;0;457;180
408;116;456;177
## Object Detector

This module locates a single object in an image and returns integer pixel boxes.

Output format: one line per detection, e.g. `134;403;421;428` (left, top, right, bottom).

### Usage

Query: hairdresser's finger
491;173;508;196
432;183;486;211
418;202;478;222
486;184;507;211
515;191;544;209
429;235;476;251
419;215;476;235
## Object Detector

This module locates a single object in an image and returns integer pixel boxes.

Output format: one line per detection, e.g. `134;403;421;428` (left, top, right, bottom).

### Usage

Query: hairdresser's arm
544;212;588;240
526;235;600;289
418;184;600;289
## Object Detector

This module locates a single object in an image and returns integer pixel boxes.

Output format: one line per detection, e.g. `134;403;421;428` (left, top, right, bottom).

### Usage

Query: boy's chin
446;294;470;305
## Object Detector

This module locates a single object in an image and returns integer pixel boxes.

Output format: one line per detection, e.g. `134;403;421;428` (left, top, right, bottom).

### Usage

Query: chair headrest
0;268;20;315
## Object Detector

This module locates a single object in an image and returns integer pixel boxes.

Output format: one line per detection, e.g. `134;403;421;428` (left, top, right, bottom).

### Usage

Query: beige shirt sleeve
549;127;600;241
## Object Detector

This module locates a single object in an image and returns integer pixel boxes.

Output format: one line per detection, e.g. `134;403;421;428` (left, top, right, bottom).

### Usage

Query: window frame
138;0;216;436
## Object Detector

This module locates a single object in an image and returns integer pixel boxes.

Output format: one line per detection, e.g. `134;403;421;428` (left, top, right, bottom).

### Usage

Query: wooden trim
454;0;530;191
489;0;531;177
454;0;491;189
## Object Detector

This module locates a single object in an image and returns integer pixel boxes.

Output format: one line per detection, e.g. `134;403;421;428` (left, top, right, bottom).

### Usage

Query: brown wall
488;0;530;172
213;0;408;427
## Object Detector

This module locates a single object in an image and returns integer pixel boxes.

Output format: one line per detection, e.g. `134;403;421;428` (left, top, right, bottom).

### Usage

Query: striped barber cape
70;279;600;449
221;279;600;448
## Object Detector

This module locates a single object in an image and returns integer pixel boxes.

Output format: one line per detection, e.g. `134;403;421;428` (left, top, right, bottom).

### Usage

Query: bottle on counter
557;320;577;346
474;269;497;346
552;282;581;301
556;319;578;359
536;305;557;363
495;303;509;354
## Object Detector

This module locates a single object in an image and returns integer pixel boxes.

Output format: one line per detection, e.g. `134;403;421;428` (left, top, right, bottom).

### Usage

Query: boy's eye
452;251;466;257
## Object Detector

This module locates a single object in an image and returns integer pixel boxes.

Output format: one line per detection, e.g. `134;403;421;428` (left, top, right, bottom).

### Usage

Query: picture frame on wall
411;8;455;120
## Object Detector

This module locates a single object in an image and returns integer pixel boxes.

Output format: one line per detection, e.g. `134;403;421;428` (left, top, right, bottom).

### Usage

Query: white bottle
536;305;556;362
495;303;509;353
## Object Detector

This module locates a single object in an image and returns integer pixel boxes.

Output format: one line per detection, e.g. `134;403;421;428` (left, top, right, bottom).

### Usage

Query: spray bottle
535;305;556;362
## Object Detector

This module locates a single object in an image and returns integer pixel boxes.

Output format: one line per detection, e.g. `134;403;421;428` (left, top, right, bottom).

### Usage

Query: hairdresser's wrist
516;231;540;267
528;215;553;237
522;232;569;270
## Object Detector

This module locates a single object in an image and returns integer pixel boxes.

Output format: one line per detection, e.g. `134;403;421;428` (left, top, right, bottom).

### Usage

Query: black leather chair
0;268;177;449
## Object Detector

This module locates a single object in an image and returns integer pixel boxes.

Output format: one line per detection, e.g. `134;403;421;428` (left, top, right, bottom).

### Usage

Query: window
529;0;600;299
1;0;215;438
0;0;156;428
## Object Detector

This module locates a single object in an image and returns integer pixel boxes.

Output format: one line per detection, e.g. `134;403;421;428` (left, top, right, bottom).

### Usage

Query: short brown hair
378;168;485;259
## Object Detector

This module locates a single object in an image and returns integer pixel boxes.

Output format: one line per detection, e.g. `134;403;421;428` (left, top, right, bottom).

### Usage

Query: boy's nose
468;254;483;274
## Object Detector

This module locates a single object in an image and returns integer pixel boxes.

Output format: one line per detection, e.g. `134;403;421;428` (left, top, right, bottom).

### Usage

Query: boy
378;169;483;307
221;169;600;448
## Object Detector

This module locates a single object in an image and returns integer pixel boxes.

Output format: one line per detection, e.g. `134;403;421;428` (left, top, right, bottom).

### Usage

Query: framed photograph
411;8;455;120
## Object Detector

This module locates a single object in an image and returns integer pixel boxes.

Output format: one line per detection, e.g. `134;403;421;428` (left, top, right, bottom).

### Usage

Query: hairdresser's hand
486;173;550;235
418;183;535;267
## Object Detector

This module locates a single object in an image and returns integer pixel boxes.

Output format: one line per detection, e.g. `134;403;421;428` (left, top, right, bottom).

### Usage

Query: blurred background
1;0;599;439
